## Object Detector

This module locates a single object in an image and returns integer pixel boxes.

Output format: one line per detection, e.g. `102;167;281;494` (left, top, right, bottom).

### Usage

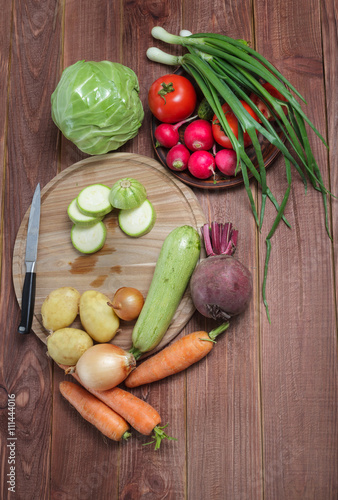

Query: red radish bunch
154;110;245;181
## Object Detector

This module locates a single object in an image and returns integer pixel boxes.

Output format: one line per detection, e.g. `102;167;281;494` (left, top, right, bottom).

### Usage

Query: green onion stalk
147;27;332;322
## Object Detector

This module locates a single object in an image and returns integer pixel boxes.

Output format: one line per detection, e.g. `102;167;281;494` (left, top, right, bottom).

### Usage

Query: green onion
147;27;332;321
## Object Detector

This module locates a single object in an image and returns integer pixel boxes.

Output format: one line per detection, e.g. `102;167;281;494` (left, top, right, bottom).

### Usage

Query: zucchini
130;225;201;359
109;178;147;210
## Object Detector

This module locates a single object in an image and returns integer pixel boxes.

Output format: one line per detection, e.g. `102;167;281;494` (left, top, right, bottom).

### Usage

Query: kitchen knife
18;183;41;334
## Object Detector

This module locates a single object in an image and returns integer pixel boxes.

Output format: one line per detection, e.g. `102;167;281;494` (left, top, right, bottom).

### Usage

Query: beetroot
190;222;253;319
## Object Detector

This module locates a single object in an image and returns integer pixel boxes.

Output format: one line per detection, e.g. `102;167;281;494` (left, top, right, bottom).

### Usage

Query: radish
184;119;214;151
155;115;197;148
215;148;238;176
188;150;215;179
190;222;253;319
166;143;190;171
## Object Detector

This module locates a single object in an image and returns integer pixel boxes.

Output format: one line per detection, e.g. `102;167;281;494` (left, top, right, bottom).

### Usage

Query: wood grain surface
12;152;206;352
0;0;337;499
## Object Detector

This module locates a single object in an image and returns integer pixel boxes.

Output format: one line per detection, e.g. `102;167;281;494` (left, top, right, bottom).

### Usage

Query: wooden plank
50;1;123;498
322;1;338;495
254;0;337;497
59;0;124;170
0;0;15;479
179;2;263;499
322;0;338;327
117;2;189;498
51;367;121;500
0;0;12;266
0;0;63;498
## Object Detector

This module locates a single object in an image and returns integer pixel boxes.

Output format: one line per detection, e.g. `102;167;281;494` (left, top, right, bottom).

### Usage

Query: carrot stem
143;424;177;450
208;321;230;341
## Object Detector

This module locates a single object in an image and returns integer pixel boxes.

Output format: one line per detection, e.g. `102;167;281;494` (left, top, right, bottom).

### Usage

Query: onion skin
190;255;253;319
75;343;136;391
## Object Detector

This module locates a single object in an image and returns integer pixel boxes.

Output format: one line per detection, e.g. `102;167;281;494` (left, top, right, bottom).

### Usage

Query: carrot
59;380;131;442
125;322;230;388
72;373;159;434
71;373;175;450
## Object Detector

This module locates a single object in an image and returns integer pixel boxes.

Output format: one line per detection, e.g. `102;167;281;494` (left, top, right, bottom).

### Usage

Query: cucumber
130;225;201;358
76;184;112;217
118;199;156;237
71;221;107;254
67;198;102;226
197;98;214;121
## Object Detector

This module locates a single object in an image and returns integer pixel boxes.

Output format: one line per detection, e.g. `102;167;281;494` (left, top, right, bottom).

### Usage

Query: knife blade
18;183;41;334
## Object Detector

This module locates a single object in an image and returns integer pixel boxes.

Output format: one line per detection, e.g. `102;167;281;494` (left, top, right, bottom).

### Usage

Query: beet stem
202;222;237;257
202;224;216;256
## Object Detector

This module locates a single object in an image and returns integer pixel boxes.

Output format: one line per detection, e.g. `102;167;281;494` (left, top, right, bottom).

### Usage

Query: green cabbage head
51;60;144;155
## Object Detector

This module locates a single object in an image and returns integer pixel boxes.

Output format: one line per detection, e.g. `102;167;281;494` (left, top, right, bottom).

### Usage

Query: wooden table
1;1;337;499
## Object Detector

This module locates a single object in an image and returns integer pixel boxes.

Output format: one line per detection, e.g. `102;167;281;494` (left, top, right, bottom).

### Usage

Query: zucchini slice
77;184;112;217
67;198;102;226
118;199;156;237
71;221;107;254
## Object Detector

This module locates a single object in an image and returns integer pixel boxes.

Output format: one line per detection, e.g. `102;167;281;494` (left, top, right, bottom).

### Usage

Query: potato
79;290;120;342
41;287;81;331
47;328;93;365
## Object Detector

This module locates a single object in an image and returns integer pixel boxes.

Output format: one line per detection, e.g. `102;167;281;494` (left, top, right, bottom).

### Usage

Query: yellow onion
75;343;136;391
110;287;144;321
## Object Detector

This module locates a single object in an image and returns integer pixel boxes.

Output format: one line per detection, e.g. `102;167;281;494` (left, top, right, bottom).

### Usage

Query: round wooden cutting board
12;153;206;356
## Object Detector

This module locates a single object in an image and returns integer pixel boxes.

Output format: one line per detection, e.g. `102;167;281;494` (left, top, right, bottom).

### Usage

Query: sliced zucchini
118;199;156;237
76;184;112;217
71;221;107;254
67;198;102;226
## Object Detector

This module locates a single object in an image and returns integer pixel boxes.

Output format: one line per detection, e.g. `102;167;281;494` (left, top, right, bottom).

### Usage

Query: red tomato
148;74;197;124
212;101;258;149
250;93;273;122
250;82;288;122
264;82;288;103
